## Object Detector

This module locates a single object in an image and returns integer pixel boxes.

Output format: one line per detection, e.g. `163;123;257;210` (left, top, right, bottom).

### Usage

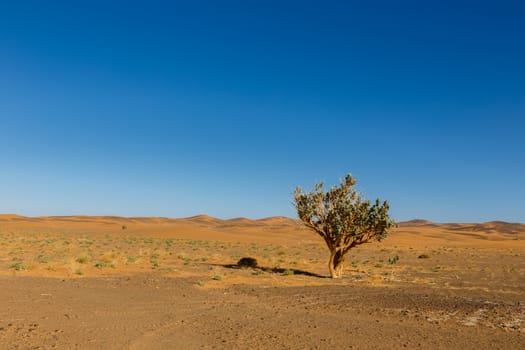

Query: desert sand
0;214;524;349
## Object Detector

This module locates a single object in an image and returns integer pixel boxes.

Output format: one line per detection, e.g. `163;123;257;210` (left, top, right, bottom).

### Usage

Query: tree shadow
218;263;328;279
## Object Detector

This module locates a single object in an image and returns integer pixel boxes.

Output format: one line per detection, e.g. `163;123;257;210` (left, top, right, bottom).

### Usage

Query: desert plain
0;214;523;349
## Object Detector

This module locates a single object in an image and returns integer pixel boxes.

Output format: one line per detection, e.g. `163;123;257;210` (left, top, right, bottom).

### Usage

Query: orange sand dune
0;214;523;246
0;214;312;244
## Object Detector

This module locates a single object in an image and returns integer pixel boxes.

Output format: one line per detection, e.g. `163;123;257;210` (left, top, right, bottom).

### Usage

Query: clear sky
1;0;524;222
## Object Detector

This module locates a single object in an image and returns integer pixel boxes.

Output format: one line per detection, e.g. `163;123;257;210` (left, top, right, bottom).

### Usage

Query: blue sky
1;1;524;222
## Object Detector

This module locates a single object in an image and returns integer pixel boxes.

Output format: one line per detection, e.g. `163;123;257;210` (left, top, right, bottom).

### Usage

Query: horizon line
0;213;523;225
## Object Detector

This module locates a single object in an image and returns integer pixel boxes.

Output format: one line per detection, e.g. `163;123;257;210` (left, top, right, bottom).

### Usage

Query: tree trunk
328;248;346;278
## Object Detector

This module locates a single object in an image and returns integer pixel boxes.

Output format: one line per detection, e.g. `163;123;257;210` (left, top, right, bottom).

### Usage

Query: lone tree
294;174;394;278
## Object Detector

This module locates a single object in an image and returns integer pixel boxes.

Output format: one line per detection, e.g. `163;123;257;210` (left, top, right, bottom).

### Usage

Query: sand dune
457;221;525;235
397;219;437;227
184;214;223;224
397;219;525;237
3;214;524;227
1;214;523;238
256;216;299;225
0;214;31;221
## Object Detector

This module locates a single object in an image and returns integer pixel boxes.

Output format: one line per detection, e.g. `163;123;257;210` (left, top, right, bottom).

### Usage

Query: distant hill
0;214;27;220
442;221;525;235
397;218;525;235
397;219;436;227
1;214;523;236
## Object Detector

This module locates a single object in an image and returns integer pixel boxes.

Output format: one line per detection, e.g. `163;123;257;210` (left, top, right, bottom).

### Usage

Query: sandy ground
0;214;524;349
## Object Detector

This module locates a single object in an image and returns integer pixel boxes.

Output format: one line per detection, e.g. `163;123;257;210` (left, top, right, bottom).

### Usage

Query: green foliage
294;174;394;244
94;262;108;269
294;174;395;278
388;255;400;264
38;255;51;263
10;261;27;271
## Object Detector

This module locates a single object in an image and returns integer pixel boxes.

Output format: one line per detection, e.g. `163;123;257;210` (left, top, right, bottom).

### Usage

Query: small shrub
388;255;400;264
75;269;84;275
282;269;294;276
375;263;384;268
212;275;222;281
237;257;258;268
94;262;108;269
418;254;430;259
38;256;51;263
10;262;27;271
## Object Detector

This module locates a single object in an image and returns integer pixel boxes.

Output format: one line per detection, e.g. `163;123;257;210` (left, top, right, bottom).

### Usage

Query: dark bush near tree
237;257;258;268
